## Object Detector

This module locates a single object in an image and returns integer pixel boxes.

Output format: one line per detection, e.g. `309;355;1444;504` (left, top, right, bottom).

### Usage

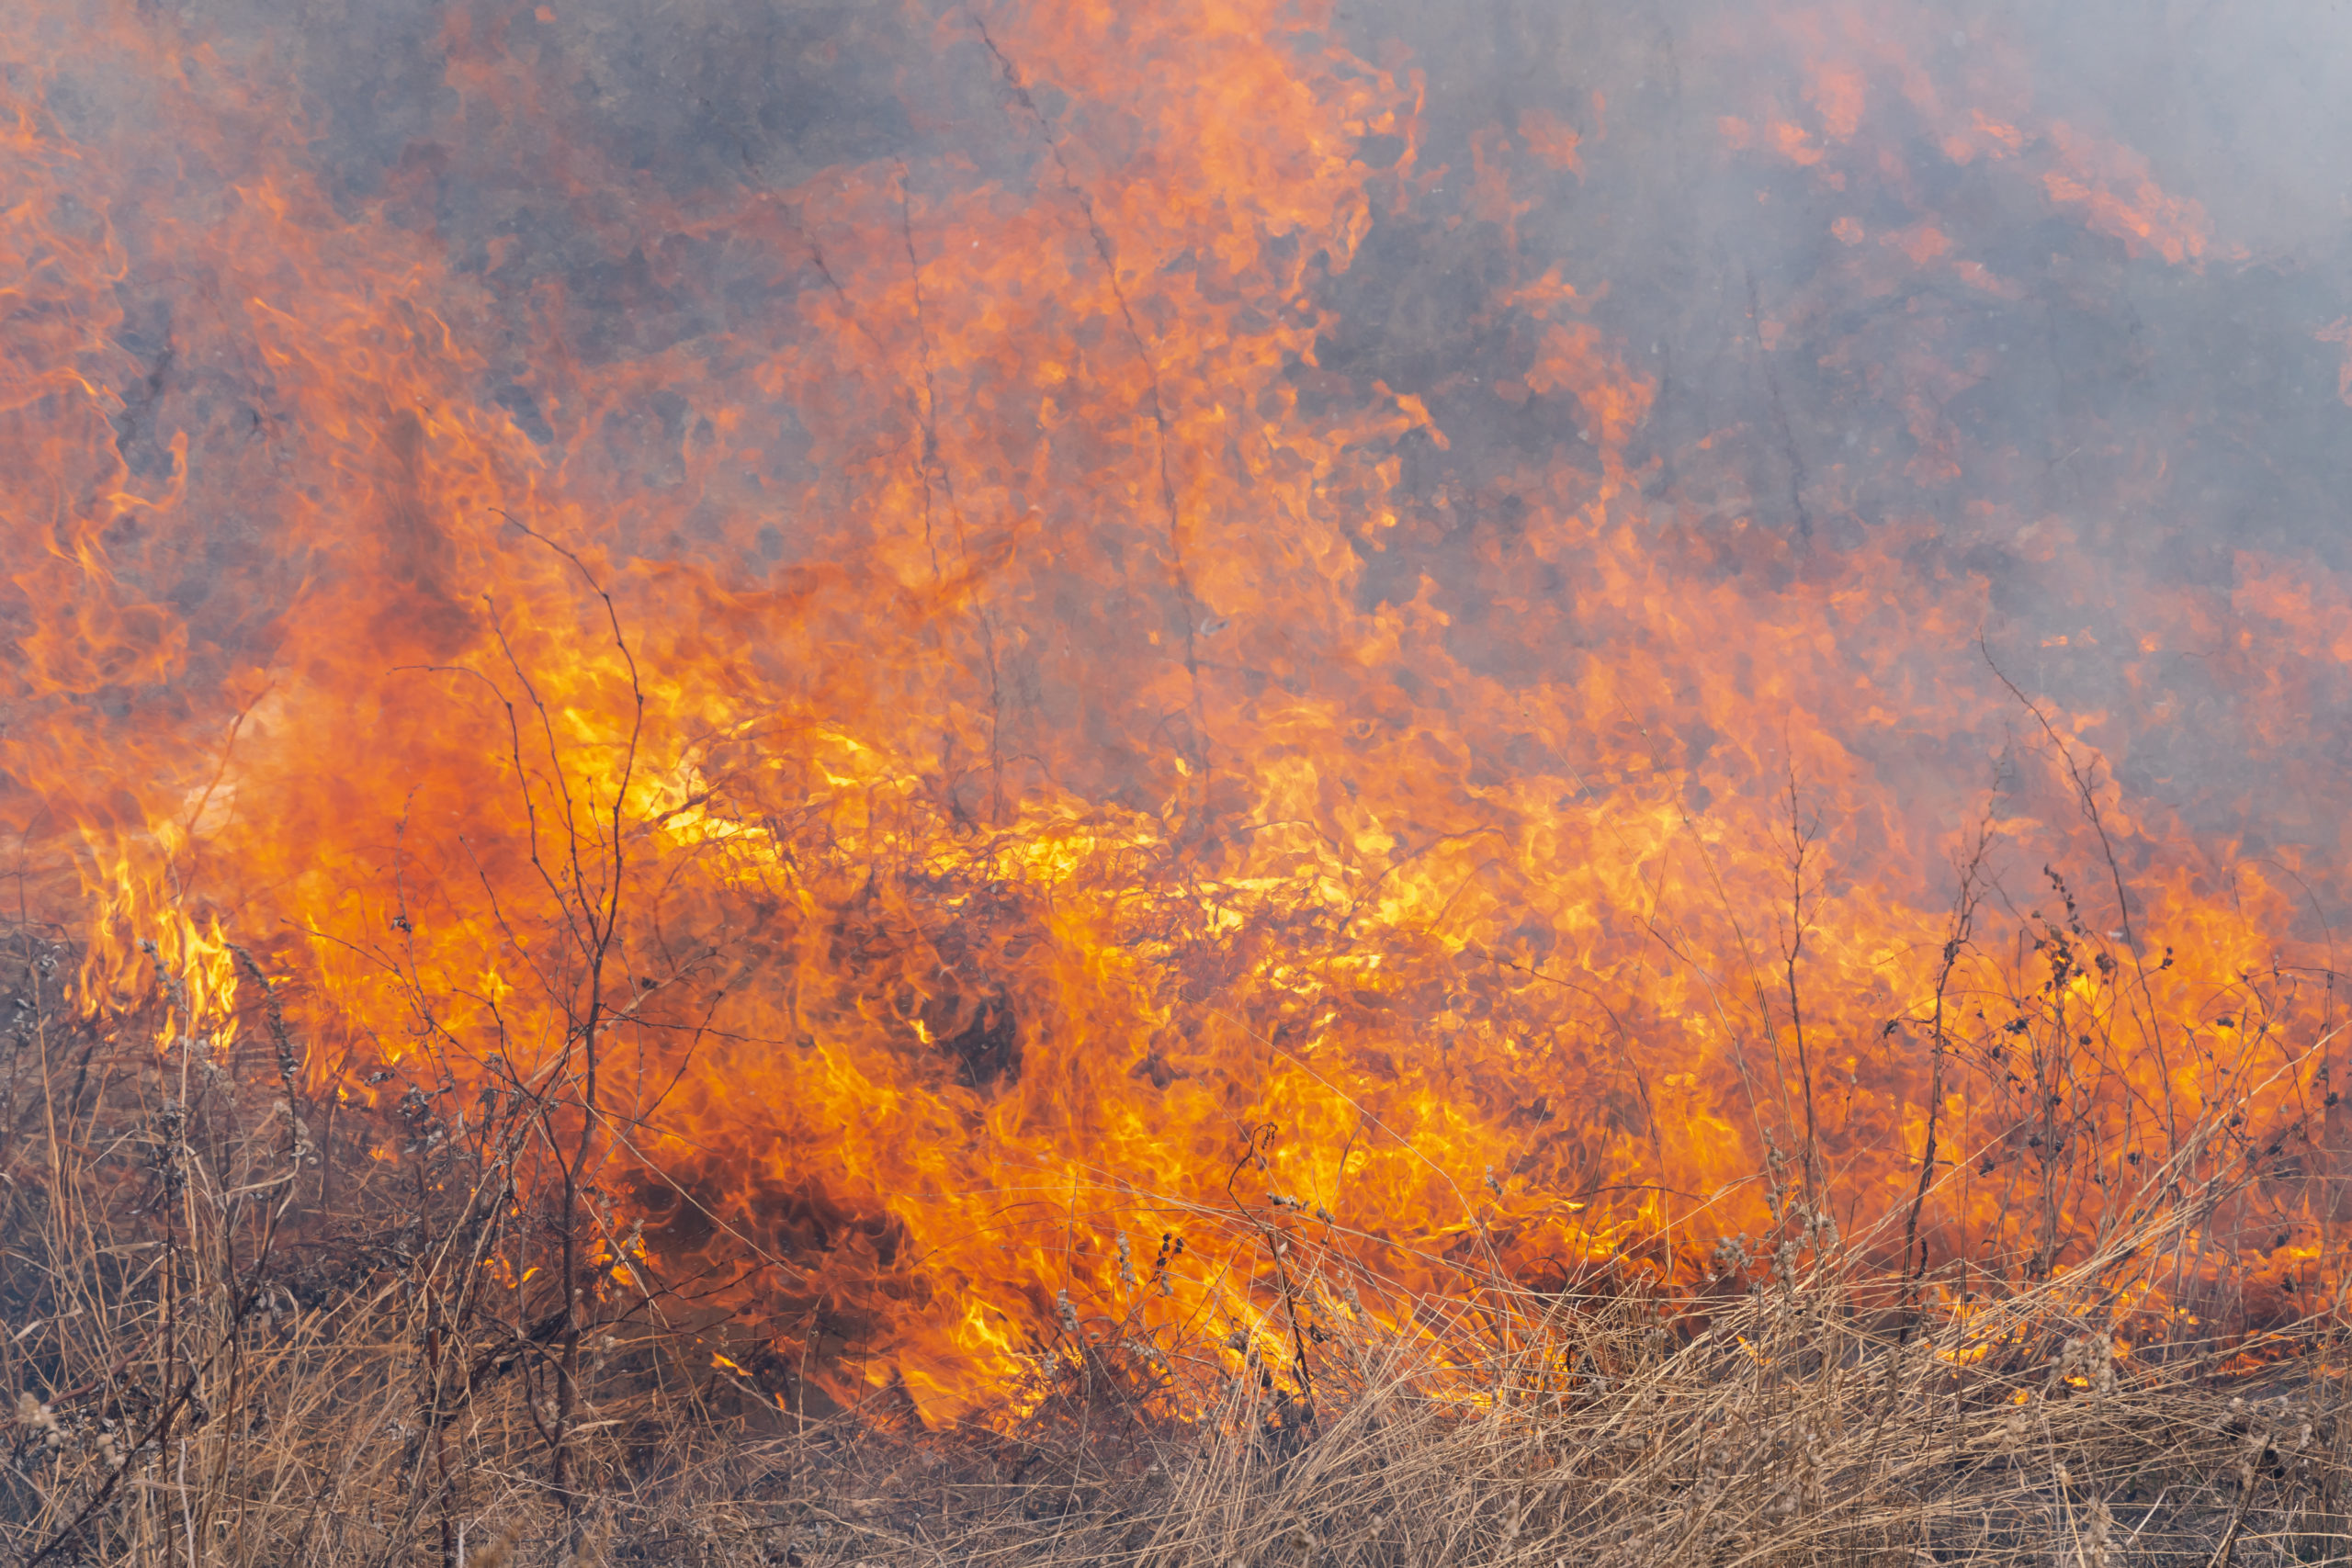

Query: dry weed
0;912;2345;1566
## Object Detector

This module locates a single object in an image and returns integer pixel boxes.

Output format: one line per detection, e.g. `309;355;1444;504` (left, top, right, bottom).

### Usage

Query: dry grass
0;919;2346;1568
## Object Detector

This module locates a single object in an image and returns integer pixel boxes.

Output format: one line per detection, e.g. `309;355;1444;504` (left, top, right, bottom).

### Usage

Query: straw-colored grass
0;919;2345;1568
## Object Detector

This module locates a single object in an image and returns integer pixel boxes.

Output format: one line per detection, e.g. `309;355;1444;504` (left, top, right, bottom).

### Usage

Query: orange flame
1;0;2344;1423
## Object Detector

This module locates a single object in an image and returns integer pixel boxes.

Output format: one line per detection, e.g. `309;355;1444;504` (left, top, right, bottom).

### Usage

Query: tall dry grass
0;909;2347;1568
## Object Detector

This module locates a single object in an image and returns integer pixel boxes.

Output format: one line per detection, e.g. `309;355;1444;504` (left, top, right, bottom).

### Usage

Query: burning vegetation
4;0;2352;1561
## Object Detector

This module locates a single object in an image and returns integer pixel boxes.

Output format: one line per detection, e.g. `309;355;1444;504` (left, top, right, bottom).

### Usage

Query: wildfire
2;0;2345;1425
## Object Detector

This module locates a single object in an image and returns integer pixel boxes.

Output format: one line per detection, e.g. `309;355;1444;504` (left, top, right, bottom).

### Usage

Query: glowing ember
4;0;2348;1422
